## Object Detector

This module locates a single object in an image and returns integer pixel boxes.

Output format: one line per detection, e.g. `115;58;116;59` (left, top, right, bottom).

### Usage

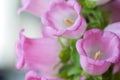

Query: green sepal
59;47;71;63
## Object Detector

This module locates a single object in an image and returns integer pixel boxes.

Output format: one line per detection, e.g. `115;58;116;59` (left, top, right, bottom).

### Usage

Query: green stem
58;37;65;48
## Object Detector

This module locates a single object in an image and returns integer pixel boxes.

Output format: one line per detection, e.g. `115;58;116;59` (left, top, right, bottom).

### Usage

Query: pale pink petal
104;22;120;38
16;29;62;77
25;71;64;80
19;0;51;17
104;22;120;73
76;29;120;75
25;71;44;80
42;0;87;39
113;61;120;74
16;29;25;70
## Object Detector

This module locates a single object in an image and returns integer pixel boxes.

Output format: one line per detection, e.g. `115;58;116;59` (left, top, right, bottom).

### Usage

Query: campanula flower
105;22;120;73
18;0;51;17
105;22;120;38
103;0;120;22
25;71;45;80
25;71;63;80
42;0;87;39
76;29;120;75
16;29;62;77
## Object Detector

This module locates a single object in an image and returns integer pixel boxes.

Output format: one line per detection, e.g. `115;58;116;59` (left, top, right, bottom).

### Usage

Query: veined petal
113;61;120;74
43;0;78;30
76;29;120;75
16;29;62;77
80;55;111;75
42;0;87;39
16;29;25;70
105;22;120;73
104;22;120;38
25;71;43;80
25;71;64;80
19;0;51;17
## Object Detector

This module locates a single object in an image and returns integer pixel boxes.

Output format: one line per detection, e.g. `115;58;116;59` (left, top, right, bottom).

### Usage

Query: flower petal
42;0;87;39
104;22;120;38
76;29;120;75
80;55;111;75
25;71;43;80
19;0;51;17
25;71;64;80
16;29;25;70
16;29;62;76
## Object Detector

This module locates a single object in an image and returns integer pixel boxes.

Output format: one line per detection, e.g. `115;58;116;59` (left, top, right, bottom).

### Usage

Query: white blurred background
0;0;42;80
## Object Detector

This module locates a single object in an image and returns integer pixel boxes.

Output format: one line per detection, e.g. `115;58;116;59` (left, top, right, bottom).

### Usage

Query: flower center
94;51;100;60
64;18;74;26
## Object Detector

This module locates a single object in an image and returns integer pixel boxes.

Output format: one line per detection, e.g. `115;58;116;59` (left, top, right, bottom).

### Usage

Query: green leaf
81;7;110;30
78;0;96;9
84;0;96;9
59;47;71;63
67;67;81;76
58;64;71;78
73;76;80;80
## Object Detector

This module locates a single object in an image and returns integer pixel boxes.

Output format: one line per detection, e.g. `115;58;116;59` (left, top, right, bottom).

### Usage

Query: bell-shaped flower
42;0;87;39
105;22;120;73
76;29;120;75
103;0;120;22
25;71;63;80
104;22;120;37
18;0;52;17
25;71;45;80
16;29;62;77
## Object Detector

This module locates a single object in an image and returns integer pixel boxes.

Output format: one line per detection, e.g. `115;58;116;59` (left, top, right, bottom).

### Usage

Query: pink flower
16;29;62;77
25;71;63;80
113;61;120;74
80;76;86;80
103;0;120;22
104;22;120;38
42;0;87;39
105;22;120;73
18;0;52;17
76;29;120;75
25;71;44;80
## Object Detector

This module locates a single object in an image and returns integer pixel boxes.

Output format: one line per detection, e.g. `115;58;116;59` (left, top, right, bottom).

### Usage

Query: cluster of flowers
16;0;120;80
